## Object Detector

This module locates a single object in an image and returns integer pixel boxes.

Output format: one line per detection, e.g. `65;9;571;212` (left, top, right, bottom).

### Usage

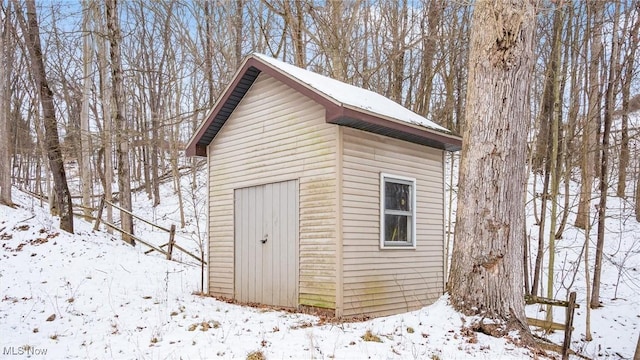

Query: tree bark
415;0;444;117
616;11;639;198
545;1;566;323
575;1;603;230
0;2;14;206
18;0;74;233
80;0;94;217
106;0;134;244
531;5;564;174
636;164;640;222
531;170;549;296
591;1;622;309
95;3;114;233
448;0;536;330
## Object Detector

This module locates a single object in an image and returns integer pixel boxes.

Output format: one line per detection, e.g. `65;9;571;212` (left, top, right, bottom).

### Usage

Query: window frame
379;173;417;249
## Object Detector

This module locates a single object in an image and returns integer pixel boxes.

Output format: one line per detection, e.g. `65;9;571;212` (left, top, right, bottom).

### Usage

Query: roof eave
185;56;261;157
327;106;462;152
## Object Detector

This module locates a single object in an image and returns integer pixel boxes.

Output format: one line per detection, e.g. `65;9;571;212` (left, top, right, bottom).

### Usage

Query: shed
186;53;462;318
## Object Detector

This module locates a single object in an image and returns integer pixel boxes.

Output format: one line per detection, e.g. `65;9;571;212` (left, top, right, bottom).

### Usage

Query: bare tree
447;0;536;337
592;1;623;309
106;0;133;243
94;1;114;233
80;0;94;217
530;1;566;297
575;1;604;230
0;2;14;206
616;7;640;198
544;0;566;323
414;0;444;117
15;0;74;233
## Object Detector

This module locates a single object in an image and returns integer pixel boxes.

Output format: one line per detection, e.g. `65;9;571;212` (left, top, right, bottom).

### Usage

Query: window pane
385;214;409;242
385;182;411;211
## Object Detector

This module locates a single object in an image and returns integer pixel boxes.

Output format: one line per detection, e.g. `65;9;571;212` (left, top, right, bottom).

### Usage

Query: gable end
189;66;261;157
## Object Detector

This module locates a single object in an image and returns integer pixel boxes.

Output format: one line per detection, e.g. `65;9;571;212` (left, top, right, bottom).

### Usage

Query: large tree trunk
19;0;74;233
106;0;134;244
447;0;536;331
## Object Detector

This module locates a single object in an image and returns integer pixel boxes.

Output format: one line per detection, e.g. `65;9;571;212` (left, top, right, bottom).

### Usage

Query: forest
0;0;639;355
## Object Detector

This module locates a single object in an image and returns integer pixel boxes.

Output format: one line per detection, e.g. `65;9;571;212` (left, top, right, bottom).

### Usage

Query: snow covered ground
522;181;640;359
0;168;638;359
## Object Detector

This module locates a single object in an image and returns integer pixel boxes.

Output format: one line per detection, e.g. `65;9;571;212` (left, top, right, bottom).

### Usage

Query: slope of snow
2;163;639;359
523;177;640;359
1;183;532;359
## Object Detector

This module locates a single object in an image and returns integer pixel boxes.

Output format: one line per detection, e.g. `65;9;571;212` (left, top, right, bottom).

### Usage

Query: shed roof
186;53;462;157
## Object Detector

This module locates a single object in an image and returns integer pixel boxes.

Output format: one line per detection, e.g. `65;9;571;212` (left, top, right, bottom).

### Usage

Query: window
380;173;416;248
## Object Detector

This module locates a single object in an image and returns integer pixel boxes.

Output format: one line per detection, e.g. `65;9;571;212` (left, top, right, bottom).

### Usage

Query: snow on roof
252;53;452;134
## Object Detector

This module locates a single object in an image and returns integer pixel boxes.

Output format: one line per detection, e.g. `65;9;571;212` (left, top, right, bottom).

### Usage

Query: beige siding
341;127;445;317
208;73;337;309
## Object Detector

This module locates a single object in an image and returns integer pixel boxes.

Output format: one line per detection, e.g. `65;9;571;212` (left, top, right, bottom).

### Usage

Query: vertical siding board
287;180;294;306
248;186;257;302
287;183;300;303
263;183;273;305
341;127;445;317
278;182;286;305
272;182;282;306
255;186;264;302
209;73;336;309
235;190;242;302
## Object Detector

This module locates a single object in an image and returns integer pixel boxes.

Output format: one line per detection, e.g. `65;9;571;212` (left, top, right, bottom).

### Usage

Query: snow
1;164;638;359
252;53;453;134
0;178;529;359
522;176;640;359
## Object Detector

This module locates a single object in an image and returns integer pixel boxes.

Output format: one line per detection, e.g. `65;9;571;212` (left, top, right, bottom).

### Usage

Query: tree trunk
545;2;566;323
636;163;640;222
106;0;134;244
389;0;407;104
531;170;549;296
19;0;74;233
327;1;347;81
531;1;566;297
616;11;639;198
415;0;444;117
584;202;593;341
136;1;166;208
0;3;14;206
448;0;536;331
80;0;94;217
95;3;114;233
234;0;244;67
575;1;603;230
591;1;622;309
203;1;214;108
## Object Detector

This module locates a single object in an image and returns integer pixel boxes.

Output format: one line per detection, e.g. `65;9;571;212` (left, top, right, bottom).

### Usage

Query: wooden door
234;180;299;307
